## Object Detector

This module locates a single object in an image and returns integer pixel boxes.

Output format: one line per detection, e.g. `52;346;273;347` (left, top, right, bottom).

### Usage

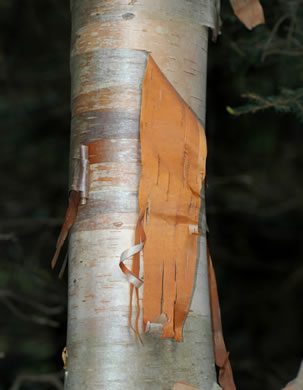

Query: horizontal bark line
71;48;148;99
71;138;140;163
70;17;208;119
76;193;139;220
71;19;208;57
72;87;142;116
71;112;140;144
89;162;140;191
89;138;140;163
70;0;217;40
70;49;145;167
72;212;138;232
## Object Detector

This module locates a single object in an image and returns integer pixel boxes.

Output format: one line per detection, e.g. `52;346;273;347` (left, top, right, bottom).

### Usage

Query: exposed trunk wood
66;0;218;389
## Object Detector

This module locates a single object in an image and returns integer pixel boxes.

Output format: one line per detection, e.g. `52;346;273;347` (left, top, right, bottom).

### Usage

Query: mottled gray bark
66;1;218;389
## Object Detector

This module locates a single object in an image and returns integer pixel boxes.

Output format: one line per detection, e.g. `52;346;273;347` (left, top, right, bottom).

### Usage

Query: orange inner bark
139;56;207;341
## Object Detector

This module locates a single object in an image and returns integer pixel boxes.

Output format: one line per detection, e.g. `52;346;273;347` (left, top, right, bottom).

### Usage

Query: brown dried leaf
230;0;265;30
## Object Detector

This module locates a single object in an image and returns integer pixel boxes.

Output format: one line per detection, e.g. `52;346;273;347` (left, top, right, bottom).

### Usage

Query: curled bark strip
145;313;168;335
207;249;237;390
51;145;89;272
119;242;144;289
121;216;145;342
230;0;265;30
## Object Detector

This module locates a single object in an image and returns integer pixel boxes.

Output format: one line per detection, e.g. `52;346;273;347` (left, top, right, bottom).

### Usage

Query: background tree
0;1;302;390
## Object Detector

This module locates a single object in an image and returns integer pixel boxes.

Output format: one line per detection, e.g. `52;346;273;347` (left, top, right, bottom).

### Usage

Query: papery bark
66;1;218;389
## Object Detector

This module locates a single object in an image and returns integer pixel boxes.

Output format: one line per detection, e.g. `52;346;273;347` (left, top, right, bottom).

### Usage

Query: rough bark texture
66;1;217;389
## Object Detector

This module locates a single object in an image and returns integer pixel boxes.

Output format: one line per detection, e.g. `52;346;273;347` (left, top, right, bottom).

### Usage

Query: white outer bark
66;1;218;389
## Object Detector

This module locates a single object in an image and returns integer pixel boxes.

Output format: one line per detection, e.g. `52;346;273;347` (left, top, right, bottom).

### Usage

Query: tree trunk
66;1;219;389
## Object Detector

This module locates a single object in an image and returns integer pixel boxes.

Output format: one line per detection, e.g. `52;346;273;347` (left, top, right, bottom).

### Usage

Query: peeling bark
66;1;218;389
229;0;265;30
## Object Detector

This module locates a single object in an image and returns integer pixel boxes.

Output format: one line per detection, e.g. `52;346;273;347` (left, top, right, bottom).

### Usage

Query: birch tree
64;1;220;389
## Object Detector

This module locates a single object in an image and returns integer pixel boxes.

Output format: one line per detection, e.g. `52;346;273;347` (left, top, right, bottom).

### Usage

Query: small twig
0;217;64;229
228;90;303;117
229;41;245;57
0;295;60;328
262;48;303;57
0;289;64;315
210;174;254;188
0;233;17;241
262;14;290;62
9;371;64;390
287;2;299;46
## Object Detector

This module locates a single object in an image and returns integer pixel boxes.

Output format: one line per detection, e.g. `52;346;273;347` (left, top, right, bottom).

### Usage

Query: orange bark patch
139;56;207;341
84;294;96;299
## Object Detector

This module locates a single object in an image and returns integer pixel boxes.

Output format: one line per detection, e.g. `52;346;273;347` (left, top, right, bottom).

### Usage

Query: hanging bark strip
51;145;89;272
207;249;237;390
138;55;207;342
229;0;265;30
51;190;80;271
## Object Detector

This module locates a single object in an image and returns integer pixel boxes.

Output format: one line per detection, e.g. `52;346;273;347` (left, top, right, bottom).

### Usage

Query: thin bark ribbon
119;243;144;289
119;216;145;341
51;145;89;274
51;190;80;271
207;248;237;390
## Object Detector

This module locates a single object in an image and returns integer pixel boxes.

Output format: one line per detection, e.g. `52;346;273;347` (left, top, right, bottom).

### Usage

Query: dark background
0;1;302;389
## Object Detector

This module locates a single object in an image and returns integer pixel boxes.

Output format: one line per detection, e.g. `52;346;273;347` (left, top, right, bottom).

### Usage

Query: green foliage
225;0;303;122
227;88;303;122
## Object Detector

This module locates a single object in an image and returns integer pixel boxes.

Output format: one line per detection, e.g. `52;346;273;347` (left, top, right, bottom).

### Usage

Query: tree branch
9;371;64;390
0;290;62;327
